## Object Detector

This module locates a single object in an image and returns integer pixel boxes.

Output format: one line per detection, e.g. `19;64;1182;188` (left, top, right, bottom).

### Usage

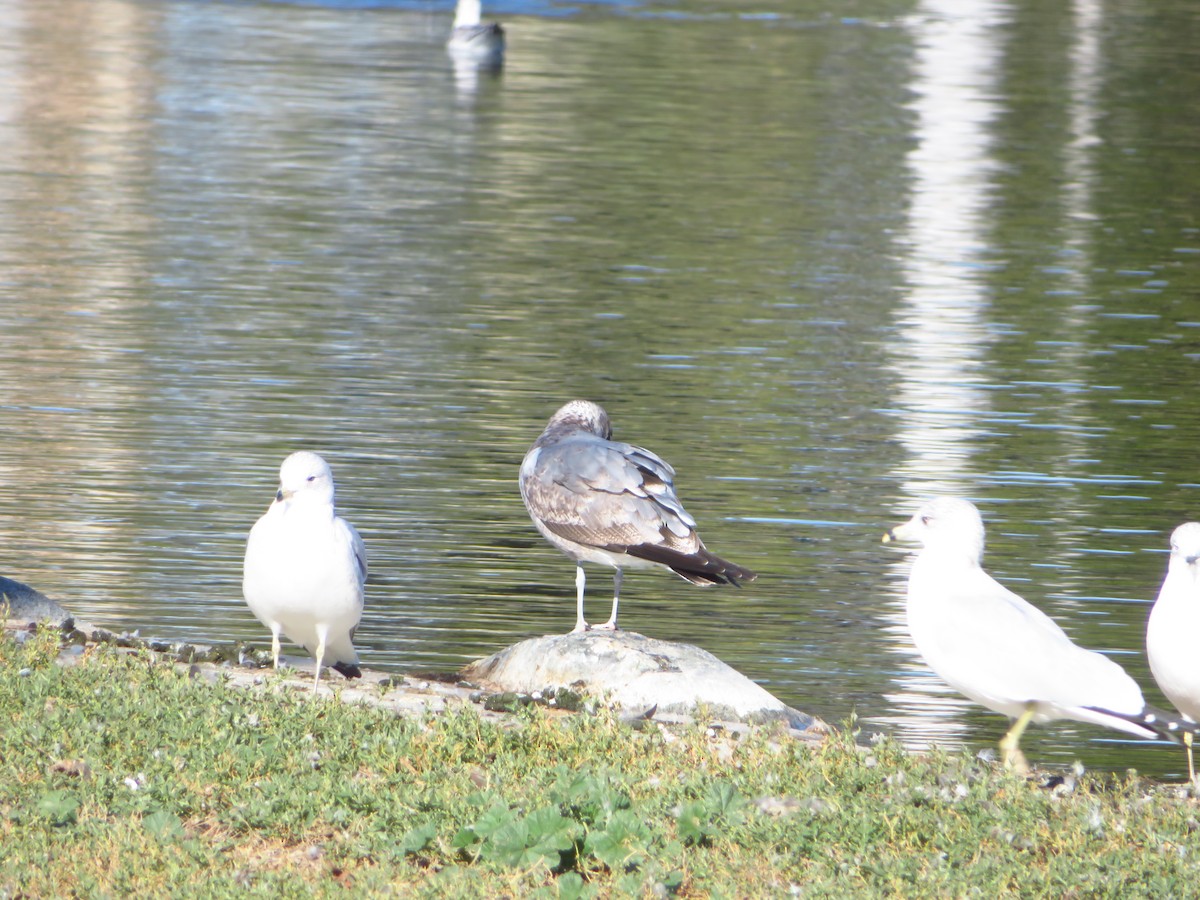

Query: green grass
3;630;1200;897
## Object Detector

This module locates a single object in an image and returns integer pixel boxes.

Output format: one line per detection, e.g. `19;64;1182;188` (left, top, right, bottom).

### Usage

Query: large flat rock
0;576;73;630
461;630;825;733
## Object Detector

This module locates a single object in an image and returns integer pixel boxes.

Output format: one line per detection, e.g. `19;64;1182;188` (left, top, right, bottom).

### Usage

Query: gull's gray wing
343;520;368;585
522;433;700;554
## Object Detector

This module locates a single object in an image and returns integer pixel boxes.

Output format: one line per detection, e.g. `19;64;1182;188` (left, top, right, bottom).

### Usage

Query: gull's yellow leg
271;627;282;670
1185;732;1196;786
999;705;1037;773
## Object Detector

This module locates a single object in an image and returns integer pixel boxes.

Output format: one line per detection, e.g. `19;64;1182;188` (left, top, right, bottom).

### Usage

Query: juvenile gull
884;497;1196;770
242;451;366;692
446;0;505;67
1147;522;1200;783
519;400;757;634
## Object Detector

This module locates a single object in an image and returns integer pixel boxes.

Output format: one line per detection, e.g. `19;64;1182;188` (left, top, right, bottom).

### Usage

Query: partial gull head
242;451;367;692
519;400;757;634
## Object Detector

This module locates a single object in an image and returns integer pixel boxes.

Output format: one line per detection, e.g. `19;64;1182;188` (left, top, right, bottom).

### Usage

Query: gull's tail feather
623;543;757;587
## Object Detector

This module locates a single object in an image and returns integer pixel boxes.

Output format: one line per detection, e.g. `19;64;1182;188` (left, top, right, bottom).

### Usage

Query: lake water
3;0;1200;778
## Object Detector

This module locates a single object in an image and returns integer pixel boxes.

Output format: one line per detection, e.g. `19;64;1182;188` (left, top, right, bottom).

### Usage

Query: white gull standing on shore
242;451;366;692
884;496;1197;770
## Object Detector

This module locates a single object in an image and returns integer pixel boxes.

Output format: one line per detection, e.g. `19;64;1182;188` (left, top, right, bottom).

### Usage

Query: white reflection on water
878;0;1009;750
1065;0;1102;255
880;0;1126;753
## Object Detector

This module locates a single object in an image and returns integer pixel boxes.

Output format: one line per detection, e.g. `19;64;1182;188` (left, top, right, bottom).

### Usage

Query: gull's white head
884;496;986;565
1168;522;1200;579
276;451;336;506
453;0;483;28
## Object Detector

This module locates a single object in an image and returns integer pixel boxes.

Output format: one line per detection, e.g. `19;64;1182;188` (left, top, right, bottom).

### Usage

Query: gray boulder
0;576;73;630
462;630;824;732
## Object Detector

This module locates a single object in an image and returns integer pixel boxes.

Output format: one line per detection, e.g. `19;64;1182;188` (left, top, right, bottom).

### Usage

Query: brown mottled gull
520;400;757;634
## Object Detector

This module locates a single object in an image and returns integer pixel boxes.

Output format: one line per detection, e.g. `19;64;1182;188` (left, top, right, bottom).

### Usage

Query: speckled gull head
882;496;985;565
541;399;613;441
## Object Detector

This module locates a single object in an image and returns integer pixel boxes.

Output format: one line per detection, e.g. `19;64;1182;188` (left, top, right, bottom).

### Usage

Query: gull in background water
884;496;1198;770
447;0;505;68
519;400;757;634
243;451;367;692
1147;522;1200;783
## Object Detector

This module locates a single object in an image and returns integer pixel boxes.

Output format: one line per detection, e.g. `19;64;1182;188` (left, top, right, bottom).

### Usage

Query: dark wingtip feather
623;543;757;587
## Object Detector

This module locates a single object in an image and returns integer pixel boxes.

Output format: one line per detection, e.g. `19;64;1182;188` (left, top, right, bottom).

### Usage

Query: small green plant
676;780;747;846
397;822;438;856
36;789;80;826
452;803;580;870
143;809;186;841
583;808;653;871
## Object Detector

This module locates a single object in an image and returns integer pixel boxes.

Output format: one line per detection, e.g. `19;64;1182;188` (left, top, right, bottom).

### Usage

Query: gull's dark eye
307;475;317;482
